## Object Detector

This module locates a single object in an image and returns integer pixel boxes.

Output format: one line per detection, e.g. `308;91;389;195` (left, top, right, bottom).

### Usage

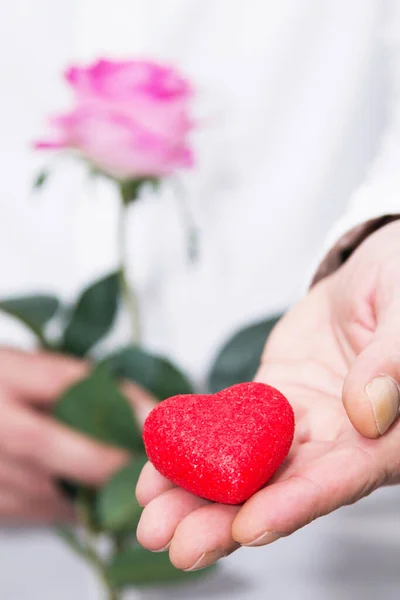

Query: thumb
343;319;400;439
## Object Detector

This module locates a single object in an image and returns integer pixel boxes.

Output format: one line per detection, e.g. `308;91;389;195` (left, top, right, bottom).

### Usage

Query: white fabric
0;1;400;599
315;0;400;261
0;0;394;384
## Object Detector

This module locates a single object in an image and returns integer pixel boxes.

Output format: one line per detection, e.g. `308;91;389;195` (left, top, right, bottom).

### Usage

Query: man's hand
136;220;400;572
0;348;155;523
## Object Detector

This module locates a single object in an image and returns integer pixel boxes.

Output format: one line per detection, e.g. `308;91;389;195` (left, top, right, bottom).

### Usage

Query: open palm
136;221;400;572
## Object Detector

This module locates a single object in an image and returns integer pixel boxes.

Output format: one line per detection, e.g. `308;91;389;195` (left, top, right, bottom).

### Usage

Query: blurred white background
0;1;399;598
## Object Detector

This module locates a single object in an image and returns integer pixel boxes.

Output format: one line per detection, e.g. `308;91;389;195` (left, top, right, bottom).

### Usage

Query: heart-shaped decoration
143;382;295;504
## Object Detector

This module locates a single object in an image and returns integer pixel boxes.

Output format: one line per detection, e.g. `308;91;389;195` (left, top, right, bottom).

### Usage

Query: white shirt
0;1;399;599
1;0;398;380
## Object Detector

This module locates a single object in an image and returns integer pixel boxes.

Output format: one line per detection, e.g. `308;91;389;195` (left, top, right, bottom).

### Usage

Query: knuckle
287;474;323;524
340;443;386;499
2;418;48;464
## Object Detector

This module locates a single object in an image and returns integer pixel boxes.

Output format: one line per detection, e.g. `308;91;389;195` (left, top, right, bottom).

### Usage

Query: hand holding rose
0;348;155;524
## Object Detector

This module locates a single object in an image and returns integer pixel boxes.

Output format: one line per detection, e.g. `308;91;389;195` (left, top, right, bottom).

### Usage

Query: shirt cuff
311;214;400;287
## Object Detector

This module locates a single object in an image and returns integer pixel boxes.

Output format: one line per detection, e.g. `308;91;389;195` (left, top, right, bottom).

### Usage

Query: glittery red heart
143;382;295;504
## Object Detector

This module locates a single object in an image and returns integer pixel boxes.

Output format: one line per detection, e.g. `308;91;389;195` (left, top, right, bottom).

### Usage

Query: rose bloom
36;59;194;180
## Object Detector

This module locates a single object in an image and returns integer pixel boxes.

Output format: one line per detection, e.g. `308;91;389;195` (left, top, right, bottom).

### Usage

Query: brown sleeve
311;215;400;287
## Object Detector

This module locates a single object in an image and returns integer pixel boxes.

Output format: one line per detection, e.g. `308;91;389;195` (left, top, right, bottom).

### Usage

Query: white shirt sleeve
315;1;400;266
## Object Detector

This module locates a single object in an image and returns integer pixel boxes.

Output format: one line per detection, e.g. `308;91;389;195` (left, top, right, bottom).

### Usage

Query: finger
0;475;75;519
169;504;240;571
0;454;60;499
0;491;74;524
343;311;400;439
137;487;209;552
121;381;157;427
0;348;87;405
0;403;128;485
136;461;175;506
0;348;157;426
232;442;384;546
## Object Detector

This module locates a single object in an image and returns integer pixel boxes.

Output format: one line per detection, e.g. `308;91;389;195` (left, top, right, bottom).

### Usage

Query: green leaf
0;295;59;342
53;366;142;452
33;170;49;190
207;315;283;393
119;178;159;205
102;346;194;400
61;271;119;357
119;179;144;205
97;455;147;532
106;546;216;587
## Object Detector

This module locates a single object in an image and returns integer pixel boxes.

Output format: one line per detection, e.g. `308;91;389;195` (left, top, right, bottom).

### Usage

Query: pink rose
36;59;194;180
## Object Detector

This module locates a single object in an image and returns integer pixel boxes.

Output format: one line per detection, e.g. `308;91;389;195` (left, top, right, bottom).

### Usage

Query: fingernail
152;541;171;553
183;549;226;572
366;376;400;435
242;531;282;547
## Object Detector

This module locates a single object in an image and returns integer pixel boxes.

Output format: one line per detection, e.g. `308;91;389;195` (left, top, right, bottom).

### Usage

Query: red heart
143;382;295;504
